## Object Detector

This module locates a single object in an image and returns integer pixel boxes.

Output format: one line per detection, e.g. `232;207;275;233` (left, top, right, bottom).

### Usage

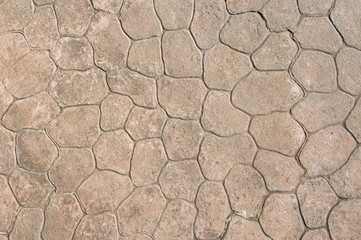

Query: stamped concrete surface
0;0;360;239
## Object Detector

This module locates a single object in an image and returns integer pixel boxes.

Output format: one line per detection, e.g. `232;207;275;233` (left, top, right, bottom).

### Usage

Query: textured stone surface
100;94;132;131
0;82;12;118
336;47;361;95
0;126;15;174
154;0;193;30
0;175;18;232
9;208;43;240
302;229;331;240
226;0;267;13
0;0;33;32
223;216;270;240
298;0;333;15
92;0;122;14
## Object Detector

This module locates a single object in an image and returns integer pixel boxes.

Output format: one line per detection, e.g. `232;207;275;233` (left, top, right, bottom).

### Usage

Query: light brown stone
199;133;257;181
154;0;193;30
226;0;267;13
100;94;132;131
223;216;270;240
34;0;54;4
250;112;305;156
0;175;18;232
0;82;12;118
0;0;33;32
92;0;122;14
337;47;361;95
0;126;15;174
9;208;43;240
300;125;356;177
302;229;331;240
16;130;57;172
77;171;133;214
298;0;333;15
119;234;153;240
49;148;95;192
254;150;304;191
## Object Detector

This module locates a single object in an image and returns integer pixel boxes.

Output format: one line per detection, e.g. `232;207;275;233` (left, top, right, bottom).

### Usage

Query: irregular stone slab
199;133;257;181
107;67;157;108
128;37;163;77
220;13;268;53
87;12;130;71
233;71;302;115
250;112;305;156
331;0;361;49
330;147;361;198
162;119;203;160
337;47;361;95
9;208;43;240
49;68;107;107
223;216;270;240
292;50;337;92
300;125;356;177
131;139;167;186
34;0;55;4
191;0;228;49
120;234;154;240
302;229;331;240
252;32;298;70
54;0;93;36
159;160;204;202
0;82;12;117
162;29;202;77
3;92;60;131
295;17;342;54
9;169;54;207
92;0;122;14
42;193;83;240
298;0;333;15
49;148;95;192
46;106;100;147
120;0;162;40
158;77;206;119
0;0;33;32
125;107;166;140
0;175;18;232
24;6;59;50
94;130;133;174
0;126;15;175
77;171;133;214
4;51;56;98
204;43;252;90
195;181;231;239
73;213;119;240
202;91;250;136
330;200;361;240
117;185;166;235
260;194;304;240
154;0;193;30
17;130;57;172
100;94;132;131
254;150;304;191
226;0;267;13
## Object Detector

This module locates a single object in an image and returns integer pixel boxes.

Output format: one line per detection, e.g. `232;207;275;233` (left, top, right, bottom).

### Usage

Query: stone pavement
0;0;360;239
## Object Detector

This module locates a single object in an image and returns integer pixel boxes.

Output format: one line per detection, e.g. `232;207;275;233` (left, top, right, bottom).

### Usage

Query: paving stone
329;199;361;239
24;6;59;50
54;0;93;36
49;148;95;192
298;0;333;15
292;91;355;132
3;51;56;98
330;146;361;198
42;193;83;240
300;125;356;177
199;133;257;181
297;177;338;228
73;213;119;240
16;130;57;172
119;234;154;240
117;185;166;235
195;181;231;240
223;216;270;240
77;171;133;214
87;12;130;71
336;47;361;95
254;150;304;191
191;0;228;49
120;0;162;40
220;13;268;53
0;0;33;32
0;82;13;118
0;175;18;232
9;169;54;207
107;67;157;108
154;0;193;30
125;107;166;140
202;91;250;136
9;208;43;240
260;193;304;240
131;139;167;186
295;17;343;54
3;92;60;131
0;126;15;175
331;0;361;49
94;130;133;174
128;37;163;77
100;94;133;131
250;112;305;156
302;229;330;240
92;0;122;14
154;200;196;240
252;32;298;70
162;119;203;160
226;0;267;13
0;236;7;240
162;29;202;77
159;160;204;202
204;43;252;90
292;50;337;93
47;106;99;147
233;71;303;115
34;0;54;4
